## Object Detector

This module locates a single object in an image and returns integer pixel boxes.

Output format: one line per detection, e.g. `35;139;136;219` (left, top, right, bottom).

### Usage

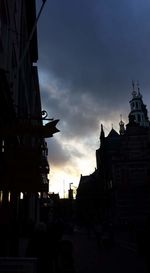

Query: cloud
36;0;150;190
39;69;127;138
47;138;70;167
47;135;85;167
37;0;150;97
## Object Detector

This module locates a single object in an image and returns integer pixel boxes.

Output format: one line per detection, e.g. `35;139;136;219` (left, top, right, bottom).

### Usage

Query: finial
119;114;125;135
136;80;142;98
132;80;135;91
119;114;124;125
131;80;137;98
137;80;140;93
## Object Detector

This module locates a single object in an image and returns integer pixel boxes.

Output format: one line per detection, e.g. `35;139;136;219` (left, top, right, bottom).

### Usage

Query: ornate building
77;83;150;225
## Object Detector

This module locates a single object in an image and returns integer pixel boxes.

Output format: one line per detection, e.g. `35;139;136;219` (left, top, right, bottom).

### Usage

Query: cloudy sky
36;0;150;197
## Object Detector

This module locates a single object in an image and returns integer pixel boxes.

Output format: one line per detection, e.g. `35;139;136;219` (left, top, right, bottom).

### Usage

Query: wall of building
0;0;49;244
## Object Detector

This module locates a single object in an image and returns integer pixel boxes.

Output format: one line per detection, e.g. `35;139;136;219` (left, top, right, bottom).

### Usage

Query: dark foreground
0;226;148;273
63;228;147;273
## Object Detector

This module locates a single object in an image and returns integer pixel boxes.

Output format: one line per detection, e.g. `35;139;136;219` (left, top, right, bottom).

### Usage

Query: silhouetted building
0;0;59;245
77;83;150;226
76;172;103;224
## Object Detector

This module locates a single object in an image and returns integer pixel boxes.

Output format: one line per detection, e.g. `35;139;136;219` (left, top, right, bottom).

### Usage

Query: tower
129;81;149;127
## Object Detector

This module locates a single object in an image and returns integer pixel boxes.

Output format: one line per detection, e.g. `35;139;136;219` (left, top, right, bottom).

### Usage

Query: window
0;0;8;25
2;139;4;152
0;0;8;50
132;102;135;109
0;191;3;203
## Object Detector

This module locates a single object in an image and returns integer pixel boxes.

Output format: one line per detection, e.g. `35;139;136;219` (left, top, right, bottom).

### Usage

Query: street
63;229;147;273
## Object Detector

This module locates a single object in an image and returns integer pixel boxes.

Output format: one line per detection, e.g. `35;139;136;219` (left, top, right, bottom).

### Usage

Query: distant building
77;83;150;225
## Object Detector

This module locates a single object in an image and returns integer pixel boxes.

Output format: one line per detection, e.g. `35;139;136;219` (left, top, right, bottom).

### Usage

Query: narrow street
63;229;147;273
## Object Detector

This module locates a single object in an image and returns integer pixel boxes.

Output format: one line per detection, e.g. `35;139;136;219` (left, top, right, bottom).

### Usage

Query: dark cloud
37;0;150;101
36;0;150;178
40;72;129;140
41;85;99;138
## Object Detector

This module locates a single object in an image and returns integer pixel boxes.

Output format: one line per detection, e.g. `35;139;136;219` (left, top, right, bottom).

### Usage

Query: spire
119;114;125;135
136;81;142;98
100;124;105;144
137;80;140;93
132;80;135;90
132;80;137;98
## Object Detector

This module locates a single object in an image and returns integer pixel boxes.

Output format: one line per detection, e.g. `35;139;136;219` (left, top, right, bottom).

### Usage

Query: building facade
0;0;59;242
77;83;150;225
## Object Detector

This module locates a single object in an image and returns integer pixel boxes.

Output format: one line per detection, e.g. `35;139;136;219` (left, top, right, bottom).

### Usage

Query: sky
36;0;150;197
